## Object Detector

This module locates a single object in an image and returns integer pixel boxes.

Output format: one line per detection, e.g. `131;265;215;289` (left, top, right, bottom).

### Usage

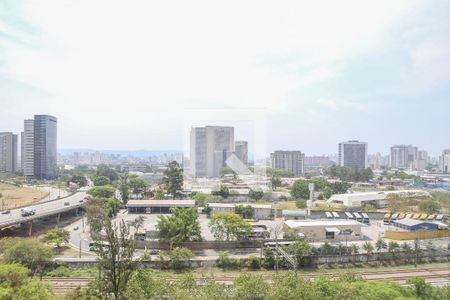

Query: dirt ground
0;182;49;210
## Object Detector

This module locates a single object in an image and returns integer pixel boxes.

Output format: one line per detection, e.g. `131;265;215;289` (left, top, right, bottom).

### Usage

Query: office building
417;150;428;171
190;126;234;177
0;132;18;173
33;115;58;180
270;150;305;176
234;141;248;165
441;149;450;174
338;140;368;169
21;119;35;177
390;145;418;169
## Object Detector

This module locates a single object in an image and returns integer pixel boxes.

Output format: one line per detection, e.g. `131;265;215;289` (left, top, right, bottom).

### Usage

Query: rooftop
209;203;272;209
127;200;195;207
284;219;361;229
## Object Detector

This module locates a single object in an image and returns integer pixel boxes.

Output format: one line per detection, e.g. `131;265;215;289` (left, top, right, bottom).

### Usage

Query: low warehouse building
327;190;430;208
127;200;195;214
284;219;362;242
208;203;273;220
391;218;446;231
282;210;307;220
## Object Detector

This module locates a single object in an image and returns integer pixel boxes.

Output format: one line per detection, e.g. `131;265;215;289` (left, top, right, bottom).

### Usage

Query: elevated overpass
0;191;87;234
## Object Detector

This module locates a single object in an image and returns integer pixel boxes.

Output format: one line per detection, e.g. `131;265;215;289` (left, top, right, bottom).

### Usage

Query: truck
21;207;36;217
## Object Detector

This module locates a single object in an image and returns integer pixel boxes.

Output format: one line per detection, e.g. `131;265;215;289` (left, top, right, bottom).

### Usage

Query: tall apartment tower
338;140;368;169
390;145;418;169
234;141;248;165
33;115;58;180
190;126;234;177
441;149;450;174
22;119;35;177
417;150;428;171
270;150;305;177
0;132;18;173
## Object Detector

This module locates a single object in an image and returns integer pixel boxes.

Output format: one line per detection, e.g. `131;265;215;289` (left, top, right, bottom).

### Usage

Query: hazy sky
1;0;449;157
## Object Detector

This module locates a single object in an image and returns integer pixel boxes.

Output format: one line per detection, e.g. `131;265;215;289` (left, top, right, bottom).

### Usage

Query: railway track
44;266;450;294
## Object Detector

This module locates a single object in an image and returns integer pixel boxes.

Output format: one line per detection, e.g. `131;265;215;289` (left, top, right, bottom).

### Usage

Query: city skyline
1;1;450;156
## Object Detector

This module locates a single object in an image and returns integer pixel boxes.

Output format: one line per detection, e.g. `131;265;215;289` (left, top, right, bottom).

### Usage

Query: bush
45;266;71;277
246;255;261;269
296;199;307;209
217;251;242;269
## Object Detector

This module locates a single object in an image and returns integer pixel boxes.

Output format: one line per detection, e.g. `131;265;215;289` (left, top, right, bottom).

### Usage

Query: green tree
212;185;230;199
93;176;110;186
248;189;264;201
169;247;194;269
233;273;270;300
192;192;208;206
154;188;166;200
94;217;137;300
407;277;433;300
96;164;118;182
286;240;312;267
0;238;53;278
162;161;184;198
128;176;149;199
118;173;129;204
375;238;387;252
208;213;251;241
290;180;309;199
419;199;441;214
322;186;333;200
235;205;254;219
156;208;202;249
87;185;116;198
362;241;374;262
42;228;70;248
68;174;88;187
295;199;307;209
271;177;282;189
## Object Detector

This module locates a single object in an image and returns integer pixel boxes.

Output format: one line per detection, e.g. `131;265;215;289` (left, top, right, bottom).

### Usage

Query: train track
44;267;450;294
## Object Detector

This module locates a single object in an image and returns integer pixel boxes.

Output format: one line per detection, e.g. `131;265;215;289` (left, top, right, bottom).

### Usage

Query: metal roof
284;219;361;229
127;200;195;207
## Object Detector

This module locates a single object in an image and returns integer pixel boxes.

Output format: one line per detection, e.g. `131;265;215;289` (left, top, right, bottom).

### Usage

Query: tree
128;177;149;199
235;205;254;219
295;199;307;209
350;244;359;263
192;192;208;206
248;189;264;201
286;240;312;267
419;199;441;214
118;173;129;204
42;228;70;248
208;213;251;241
387;241;399;260
283;228;303;241
154;188;165;200
0;238;53;278
96;164;118;182
233;273;270;300
68;174;87;187
162;161;184;198
93;176;110;186
362;241;374;262
322;186;333;200
87;185;116;198
212;185;230;199
156;208;202;249
375;238;387;252
169;247;194;269
94;217;137;300
271;177;282;189
407;277;433;300
291;180;309;199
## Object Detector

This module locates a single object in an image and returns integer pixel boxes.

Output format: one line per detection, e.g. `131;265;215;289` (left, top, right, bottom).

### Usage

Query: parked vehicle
21;207;36;217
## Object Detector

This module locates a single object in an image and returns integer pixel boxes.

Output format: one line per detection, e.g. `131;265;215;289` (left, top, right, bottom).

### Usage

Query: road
0;190;87;229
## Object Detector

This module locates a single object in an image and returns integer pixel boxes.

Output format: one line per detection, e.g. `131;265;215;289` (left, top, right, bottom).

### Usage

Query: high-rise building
33;115;58;180
417;150;428;171
22;119;35;177
441;149;450;174
234;141;248;165
190;126;234;177
270;150;305;176
390;145;418;169
0;132;18;173
338;140;368;169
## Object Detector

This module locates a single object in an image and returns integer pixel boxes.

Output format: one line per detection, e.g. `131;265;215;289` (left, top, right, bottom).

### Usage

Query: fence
384;229;450;240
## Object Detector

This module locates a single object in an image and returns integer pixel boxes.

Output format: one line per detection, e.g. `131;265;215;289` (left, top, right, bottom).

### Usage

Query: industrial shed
392;218;440;231
283;219;362;242
127;200;195;214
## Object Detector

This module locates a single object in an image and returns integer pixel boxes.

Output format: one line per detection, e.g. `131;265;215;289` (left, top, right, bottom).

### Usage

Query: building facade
441;149;450;174
338;140;368;169
390;145;418;169
190;126;235;177
21;119;35;177
270;150;305;177
0;132;18;173
33;115;58;180
417;150;428;171
234;141;248;165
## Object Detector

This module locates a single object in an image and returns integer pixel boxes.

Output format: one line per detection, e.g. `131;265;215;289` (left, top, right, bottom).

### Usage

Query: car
149;249;160;255
1;210;10;214
64;202;70;206
73;226;79;231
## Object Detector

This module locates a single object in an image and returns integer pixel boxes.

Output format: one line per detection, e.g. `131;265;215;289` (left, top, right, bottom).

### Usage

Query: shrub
246;255;261;269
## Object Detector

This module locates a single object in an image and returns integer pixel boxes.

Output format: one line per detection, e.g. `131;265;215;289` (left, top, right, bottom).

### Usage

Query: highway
0;190;87;229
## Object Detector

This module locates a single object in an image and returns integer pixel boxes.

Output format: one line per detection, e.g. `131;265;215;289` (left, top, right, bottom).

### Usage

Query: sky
1;0;449;157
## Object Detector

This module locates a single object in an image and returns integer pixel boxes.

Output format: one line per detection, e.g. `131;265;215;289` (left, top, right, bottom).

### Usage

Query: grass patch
0;182;48;210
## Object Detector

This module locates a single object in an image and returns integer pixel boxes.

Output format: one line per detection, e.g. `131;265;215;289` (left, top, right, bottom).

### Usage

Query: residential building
270;150;305;176
22;119;35;177
390;145;418;169
234;141;248;165
417;150;428;171
338;140;368;169
0;132;18;173
190;126;235;177
33;115;58;180
441;149;450;173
